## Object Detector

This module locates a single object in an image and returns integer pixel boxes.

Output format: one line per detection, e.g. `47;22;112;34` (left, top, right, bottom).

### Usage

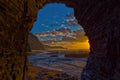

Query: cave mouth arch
0;0;119;80
28;3;90;79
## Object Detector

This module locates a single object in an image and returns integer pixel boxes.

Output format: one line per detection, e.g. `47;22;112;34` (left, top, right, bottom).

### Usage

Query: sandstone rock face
28;33;44;51
0;0;120;80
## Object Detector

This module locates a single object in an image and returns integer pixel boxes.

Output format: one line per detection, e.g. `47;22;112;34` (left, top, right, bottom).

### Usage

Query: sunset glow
32;3;90;51
65;40;90;50
47;39;90;50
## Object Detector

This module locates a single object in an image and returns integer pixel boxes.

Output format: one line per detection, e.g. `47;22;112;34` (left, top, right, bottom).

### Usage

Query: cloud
35;27;88;43
63;13;80;26
35;27;72;38
35;28;89;50
61;29;88;42
49;13;80;27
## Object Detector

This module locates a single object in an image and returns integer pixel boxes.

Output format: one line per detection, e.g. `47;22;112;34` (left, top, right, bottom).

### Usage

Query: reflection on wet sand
28;50;89;78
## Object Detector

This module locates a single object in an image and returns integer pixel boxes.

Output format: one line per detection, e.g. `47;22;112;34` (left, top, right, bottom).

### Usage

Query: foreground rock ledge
0;0;120;80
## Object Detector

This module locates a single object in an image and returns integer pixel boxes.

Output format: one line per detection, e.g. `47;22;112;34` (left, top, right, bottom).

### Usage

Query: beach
28;50;89;80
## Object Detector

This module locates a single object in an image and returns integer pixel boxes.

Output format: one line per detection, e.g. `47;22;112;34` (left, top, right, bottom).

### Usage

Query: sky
31;3;82;34
31;3;90;50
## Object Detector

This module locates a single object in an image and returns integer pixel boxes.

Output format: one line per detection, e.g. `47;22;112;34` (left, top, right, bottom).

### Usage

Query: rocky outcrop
0;0;120;80
28;33;44;51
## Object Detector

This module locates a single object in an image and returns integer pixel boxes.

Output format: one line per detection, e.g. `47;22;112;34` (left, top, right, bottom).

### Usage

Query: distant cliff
28;33;45;51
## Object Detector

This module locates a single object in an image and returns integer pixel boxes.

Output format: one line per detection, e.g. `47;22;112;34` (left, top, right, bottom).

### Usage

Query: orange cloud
49;39;90;50
61;40;90;50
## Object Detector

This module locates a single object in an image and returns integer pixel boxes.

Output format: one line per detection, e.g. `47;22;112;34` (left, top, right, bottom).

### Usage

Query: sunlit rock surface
0;0;120;80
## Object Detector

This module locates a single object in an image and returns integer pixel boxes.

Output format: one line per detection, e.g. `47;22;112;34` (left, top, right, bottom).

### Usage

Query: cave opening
28;3;90;79
0;1;119;80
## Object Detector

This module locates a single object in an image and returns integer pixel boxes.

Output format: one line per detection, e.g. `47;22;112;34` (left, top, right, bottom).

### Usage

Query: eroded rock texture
0;0;120;80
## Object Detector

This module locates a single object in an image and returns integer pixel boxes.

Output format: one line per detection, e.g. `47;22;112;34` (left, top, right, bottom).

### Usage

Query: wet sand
28;65;79;80
28;50;88;80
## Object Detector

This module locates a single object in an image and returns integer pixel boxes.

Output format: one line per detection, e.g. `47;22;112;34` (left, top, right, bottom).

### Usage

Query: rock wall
74;1;120;80
0;0;120;80
72;1;120;80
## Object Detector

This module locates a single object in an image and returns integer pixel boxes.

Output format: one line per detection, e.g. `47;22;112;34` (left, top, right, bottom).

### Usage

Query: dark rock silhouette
28;33;44;51
0;0;120;80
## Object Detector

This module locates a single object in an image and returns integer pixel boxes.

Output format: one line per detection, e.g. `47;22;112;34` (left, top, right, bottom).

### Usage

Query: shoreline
27;49;90;55
28;50;88;80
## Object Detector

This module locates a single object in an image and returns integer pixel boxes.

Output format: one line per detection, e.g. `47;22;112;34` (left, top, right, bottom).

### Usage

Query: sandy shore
28;50;88;80
28;65;79;80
